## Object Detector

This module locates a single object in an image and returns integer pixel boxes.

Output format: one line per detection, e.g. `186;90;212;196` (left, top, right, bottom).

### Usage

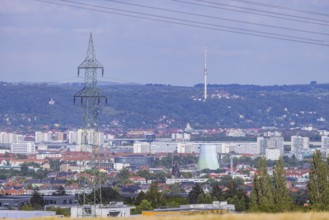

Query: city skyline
1;0;329;86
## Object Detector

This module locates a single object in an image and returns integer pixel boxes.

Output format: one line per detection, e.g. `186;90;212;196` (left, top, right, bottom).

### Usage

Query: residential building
265;148;281;160
291;136;309;152
10;142;35;154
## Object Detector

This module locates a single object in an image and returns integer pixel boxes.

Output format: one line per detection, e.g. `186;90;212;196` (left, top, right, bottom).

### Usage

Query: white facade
176;143;199;154
150;142;177;154
267;136;284;152
172;133;191;141
10;142;35;154
265;148;281;160
114;163;130;170
226;129;246;137
72;129;104;146
96;132;105;146
219;143;234;154
35;132;44;143
34;131;52;143
257;137;266;155
235;143;260;154
36;153;62;160
166;178;208;184
0;132;18;144
321;136;329;149
71;203;133;218
68;130;78;144
291;136;309;152
133;142;151;153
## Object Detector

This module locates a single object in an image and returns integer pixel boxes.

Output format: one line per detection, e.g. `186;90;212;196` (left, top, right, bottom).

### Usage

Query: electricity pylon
74;33;107;217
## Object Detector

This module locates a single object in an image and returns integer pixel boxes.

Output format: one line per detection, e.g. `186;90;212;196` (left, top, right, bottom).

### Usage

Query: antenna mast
204;47;208;101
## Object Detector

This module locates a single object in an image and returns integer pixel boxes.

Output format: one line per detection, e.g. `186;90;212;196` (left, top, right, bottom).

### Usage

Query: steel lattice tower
74;33;107;218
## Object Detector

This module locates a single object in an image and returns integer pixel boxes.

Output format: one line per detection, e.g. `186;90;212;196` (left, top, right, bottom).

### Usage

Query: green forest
1;82;329;131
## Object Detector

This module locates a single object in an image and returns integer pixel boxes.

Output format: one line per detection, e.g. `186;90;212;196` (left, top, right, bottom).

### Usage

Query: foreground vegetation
9;212;329;220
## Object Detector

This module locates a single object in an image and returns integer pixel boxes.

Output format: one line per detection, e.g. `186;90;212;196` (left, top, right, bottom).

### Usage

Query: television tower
204;47;208;101
74;33;107;217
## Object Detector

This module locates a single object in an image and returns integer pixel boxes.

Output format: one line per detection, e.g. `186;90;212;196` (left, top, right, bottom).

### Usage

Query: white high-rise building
267;136;284;151
8;133;17;143
321;136;329;149
35;131;44;143
11;142;35;154
133;142;151;153
96;131;105;146
68;130;78;144
291;136;309;152
265;148;281;160
35;131;52;143
0;132;18;144
0;132;9;143
70;129;104;146
257;137;266;155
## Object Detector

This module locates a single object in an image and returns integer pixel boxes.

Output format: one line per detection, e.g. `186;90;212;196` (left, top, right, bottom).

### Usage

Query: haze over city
1;0;329;86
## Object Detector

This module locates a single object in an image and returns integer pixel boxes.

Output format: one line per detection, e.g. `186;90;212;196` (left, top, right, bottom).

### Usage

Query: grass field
11;212;329;220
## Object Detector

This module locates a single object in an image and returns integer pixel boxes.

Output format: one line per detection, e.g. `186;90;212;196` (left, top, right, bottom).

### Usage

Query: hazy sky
1;0;329;86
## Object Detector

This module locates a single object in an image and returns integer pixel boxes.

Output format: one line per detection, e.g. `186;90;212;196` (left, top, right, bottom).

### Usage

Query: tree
54;185;66;196
181;172;193;178
117;168;130;180
133;199;153;214
134;191;146;206
20;163;30;176
86;187;121;205
30;190;45;210
137;170;153;183
49;159;60;171
197;193;212;203
307;150;329;207
273;158;292;211
188;184;204;204
211;182;223;201
101;187;121;204
250;157;275;211
145;182;165;208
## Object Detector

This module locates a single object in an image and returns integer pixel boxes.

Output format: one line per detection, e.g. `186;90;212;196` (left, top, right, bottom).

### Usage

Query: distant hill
1;81;329;131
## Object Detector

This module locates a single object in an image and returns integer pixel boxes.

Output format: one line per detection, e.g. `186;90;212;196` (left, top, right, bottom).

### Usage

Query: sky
1;0;329;86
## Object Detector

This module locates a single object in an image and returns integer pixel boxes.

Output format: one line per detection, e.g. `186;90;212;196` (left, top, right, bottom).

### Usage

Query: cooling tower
197;144;220;171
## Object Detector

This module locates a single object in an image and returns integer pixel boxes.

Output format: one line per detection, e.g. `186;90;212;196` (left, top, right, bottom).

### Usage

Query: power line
35;0;329;47
196;0;329;23
100;0;329;36
229;0;329;18
57;0;325;43
173;0;329;27
58;0;329;43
